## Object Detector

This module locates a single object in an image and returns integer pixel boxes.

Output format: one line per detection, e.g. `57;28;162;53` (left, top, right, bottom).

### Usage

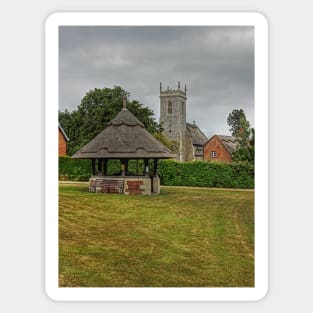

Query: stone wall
184;134;195;162
124;178;151;195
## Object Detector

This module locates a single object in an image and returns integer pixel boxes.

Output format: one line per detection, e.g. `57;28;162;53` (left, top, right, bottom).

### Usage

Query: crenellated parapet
159;81;187;99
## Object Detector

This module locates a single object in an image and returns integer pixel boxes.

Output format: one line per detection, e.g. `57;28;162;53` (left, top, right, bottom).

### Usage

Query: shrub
158;160;254;189
59;157;254;189
59;157;91;181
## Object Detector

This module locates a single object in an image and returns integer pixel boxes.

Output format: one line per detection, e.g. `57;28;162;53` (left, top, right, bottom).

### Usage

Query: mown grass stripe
59;184;254;287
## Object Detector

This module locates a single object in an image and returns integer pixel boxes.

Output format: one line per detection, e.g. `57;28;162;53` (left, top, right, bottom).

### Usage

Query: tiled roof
58;122;69;142
217;135;239;154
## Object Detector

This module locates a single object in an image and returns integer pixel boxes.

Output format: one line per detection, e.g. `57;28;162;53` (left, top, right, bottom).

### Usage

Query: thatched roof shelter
72;99;175;193
71;99;176;195
72;105;176;160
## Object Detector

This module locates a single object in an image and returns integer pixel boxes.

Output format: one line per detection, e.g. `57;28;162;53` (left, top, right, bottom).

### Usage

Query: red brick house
203;135;239;162
58;123;69;156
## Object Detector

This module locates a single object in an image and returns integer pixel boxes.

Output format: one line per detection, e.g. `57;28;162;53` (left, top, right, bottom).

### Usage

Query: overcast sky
59;26;254;138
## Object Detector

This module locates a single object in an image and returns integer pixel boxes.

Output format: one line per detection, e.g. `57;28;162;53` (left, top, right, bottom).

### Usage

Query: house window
168;129;172;133
168;101;172;114
210;151;217;158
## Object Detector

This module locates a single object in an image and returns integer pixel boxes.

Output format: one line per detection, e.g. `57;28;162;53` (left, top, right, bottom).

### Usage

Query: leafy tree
227;109;254;163
153;132;179;154
249;127;255;146
227;109;251;147
232;146;254;163
59;86;162;155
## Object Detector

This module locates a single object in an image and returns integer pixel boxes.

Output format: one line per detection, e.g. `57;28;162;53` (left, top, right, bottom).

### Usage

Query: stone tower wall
184;134;195;162
159;84;187;161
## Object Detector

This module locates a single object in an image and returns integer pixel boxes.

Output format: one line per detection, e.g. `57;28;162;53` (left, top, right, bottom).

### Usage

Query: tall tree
232;146;254;163
227;109;254;163
153;132;179;154
227;109;251;147
59;86;162;156
249;127;255;147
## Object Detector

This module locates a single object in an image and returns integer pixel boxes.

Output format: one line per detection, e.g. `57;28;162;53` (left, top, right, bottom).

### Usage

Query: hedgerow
158;160;254;189
59;157;254;189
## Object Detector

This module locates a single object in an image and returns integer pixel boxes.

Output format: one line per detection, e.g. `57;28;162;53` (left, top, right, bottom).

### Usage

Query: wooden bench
94;178;124;194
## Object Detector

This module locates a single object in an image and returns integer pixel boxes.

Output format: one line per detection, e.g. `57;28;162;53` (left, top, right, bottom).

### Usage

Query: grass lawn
59;183;254;287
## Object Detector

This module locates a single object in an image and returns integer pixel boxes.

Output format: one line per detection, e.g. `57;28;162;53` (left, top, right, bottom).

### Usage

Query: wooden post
103;159;108;176
92;159;96;175
144;159;149;176
121;159;126;177
98;158;102;176
125;159;129;176
154;159;158;176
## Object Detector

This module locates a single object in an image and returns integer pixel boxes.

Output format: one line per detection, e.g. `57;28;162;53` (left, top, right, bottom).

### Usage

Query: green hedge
59;157;91;181
59;157;150;181
59;157;254;189
158;160;254;189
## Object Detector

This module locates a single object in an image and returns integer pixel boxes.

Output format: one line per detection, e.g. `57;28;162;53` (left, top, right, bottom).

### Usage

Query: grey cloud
59;26;254;138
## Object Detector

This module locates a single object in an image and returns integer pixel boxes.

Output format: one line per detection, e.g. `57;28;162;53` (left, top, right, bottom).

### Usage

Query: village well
72;99;175;195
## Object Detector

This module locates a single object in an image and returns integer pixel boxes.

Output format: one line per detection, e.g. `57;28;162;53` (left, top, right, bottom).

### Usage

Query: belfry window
168;101;172;114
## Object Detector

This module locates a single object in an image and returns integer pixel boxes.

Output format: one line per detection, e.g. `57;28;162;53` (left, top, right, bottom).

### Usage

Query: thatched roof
186;122;208;146
72;108;176;159
186;122;208;157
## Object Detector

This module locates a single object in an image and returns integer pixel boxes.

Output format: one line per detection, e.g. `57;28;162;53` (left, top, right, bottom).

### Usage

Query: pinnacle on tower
122;95;127;109
184;84;187;93
160;82;162;92
178;81;181;90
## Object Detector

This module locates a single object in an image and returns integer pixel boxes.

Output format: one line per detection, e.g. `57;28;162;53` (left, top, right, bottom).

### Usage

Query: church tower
159;82;187;161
